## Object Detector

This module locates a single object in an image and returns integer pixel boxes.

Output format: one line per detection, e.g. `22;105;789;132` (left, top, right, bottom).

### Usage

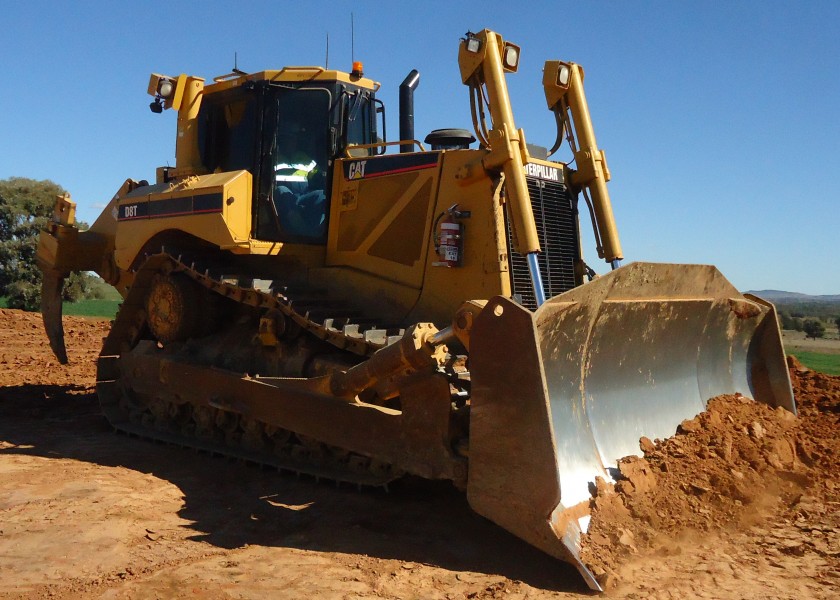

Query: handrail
343;140;427;158
213;72;248;83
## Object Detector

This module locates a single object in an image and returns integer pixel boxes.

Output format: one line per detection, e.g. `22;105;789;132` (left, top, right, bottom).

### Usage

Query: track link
96;252;409;488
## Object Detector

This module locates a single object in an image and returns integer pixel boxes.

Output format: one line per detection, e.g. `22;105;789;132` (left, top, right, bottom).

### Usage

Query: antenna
233;52;245;75
351;12;355;63
326;32;330;68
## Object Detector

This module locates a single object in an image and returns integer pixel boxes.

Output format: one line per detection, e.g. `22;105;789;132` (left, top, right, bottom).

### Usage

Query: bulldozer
36;29;794;590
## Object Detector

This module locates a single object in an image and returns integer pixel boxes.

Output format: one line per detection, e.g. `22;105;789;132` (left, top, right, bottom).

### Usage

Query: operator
273;124;327;239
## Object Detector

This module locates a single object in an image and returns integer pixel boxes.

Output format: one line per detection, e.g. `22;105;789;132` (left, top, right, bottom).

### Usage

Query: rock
679;418;702;434
639;436;656;455
618;530;634;546
593;476;613;497
617;456;657;494
689;483;711;495
775;406;797;424
780;540;807;556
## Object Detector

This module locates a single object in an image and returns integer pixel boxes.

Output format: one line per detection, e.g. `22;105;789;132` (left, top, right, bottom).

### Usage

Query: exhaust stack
399;69;420;153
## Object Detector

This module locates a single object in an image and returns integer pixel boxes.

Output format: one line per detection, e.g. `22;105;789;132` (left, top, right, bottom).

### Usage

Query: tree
835;315;840;336
802;319;825;340
778;310;795;330
0;177;100;311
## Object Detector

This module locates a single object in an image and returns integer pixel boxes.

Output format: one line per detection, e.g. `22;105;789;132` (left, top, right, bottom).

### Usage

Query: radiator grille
506;177;579;310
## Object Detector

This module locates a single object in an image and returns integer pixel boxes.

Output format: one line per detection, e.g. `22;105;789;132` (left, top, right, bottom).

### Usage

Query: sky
1;1;837;294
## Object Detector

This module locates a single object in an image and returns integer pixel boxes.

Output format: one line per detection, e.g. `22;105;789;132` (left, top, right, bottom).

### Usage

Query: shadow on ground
0;383;590;595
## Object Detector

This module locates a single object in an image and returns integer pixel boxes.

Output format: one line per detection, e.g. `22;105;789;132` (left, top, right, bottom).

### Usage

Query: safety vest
275;159;317;183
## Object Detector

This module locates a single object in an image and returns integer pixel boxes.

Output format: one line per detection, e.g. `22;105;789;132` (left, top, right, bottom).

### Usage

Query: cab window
256;88;331;243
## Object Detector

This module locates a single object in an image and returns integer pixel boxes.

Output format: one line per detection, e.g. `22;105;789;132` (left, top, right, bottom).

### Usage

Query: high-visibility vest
275;159;317;183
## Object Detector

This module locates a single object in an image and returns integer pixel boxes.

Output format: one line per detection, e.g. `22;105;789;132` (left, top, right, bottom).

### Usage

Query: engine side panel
325;150;511;326
326;152;441;289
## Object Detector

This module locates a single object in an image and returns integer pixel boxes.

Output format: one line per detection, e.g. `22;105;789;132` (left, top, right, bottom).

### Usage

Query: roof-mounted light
148;73;177;114
464;32;482;53
556;63;571;87
157;79;174;98
502;42;520;72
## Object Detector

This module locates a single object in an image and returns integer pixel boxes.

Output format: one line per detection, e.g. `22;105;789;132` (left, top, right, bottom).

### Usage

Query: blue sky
1;1;837;294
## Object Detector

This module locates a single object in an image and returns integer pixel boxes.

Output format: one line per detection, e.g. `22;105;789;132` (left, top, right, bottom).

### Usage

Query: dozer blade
466;262;794;591
41;269;68;364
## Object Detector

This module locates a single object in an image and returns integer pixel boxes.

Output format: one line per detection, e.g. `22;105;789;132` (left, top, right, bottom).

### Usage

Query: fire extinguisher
434;204;470;267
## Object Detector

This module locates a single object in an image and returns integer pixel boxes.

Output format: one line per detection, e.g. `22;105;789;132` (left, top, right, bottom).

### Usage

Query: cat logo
348;160;367;180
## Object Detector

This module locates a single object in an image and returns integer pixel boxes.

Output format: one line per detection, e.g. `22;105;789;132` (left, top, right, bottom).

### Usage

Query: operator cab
194;69;380;245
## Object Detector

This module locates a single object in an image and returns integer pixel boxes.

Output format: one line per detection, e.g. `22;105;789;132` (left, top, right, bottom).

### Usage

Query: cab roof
205;66;380;94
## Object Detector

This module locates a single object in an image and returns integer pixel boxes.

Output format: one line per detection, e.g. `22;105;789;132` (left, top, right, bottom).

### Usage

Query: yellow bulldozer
37;29;794;590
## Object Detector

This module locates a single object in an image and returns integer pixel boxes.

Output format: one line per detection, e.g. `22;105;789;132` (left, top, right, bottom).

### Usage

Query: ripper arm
37;187;126;363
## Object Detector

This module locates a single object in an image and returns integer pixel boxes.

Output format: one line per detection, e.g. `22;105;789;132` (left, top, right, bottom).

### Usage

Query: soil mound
582;356;840;590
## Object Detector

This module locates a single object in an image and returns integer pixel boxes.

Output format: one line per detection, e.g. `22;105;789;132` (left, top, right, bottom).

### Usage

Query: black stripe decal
118;193;224;221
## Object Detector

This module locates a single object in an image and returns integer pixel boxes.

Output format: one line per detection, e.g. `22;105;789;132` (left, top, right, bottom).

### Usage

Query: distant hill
747;290;840;303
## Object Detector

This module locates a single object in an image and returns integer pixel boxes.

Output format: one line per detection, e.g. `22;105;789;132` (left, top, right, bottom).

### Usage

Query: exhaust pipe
399;69;420;153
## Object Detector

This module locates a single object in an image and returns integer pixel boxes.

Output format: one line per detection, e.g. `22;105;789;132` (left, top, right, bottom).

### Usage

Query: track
94;252;422;488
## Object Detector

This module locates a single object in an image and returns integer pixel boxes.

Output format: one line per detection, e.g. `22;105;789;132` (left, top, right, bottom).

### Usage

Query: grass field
62;298;120;319
781;329;840;375
0;296;120;319
788;350;840;376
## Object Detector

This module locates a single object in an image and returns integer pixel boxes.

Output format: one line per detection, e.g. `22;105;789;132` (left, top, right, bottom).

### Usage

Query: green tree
778;310;795;330
0;177;99;311
835;315;840;336
802;319;826;340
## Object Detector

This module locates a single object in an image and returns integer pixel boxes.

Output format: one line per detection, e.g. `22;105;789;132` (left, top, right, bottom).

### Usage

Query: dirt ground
782;329;840;354
1;308;838;599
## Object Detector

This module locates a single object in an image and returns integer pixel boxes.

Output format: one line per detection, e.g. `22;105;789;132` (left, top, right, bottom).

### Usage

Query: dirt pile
582;356;840;590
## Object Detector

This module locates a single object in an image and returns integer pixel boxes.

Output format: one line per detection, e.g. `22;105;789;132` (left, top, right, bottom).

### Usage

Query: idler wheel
146;273;200;343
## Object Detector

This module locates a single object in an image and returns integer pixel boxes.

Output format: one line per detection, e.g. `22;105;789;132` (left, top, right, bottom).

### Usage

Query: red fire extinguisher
434;204;469;267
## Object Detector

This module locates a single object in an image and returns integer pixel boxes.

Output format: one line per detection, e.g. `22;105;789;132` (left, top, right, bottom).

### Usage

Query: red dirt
582;355;839;597
1;308;839;599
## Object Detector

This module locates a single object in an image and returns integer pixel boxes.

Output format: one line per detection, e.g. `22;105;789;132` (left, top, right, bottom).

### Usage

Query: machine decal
118;202;149;220
118;192;224;221
343;153;439;181
525;163;560;182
